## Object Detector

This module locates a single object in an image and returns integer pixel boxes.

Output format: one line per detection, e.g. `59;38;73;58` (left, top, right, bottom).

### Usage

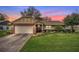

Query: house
0;20;13;31
13;16;64;34
64;25;79;32
42;20;64;31
0;20;9;31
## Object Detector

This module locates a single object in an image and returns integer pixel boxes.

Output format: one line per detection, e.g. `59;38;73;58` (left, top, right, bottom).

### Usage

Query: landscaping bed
0;30;12;37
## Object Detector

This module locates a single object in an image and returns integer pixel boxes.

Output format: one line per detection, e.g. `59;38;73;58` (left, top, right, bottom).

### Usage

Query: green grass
0;30;11;37
21;33;79;52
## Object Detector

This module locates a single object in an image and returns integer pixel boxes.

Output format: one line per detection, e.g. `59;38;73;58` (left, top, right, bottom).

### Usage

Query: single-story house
13;16;64;34
0;20;13;31
0;20;9;31
64;25;79;32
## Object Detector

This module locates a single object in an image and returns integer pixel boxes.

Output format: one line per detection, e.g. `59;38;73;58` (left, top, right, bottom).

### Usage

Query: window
45;26;52;29
0;26;3;30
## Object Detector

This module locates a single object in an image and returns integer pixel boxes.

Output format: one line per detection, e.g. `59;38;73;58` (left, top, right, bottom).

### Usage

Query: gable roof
13;16;64;25
13;16;36;25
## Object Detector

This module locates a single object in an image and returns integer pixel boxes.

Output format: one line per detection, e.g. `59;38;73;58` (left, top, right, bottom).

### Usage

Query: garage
13;16;36;34
14;25;34;34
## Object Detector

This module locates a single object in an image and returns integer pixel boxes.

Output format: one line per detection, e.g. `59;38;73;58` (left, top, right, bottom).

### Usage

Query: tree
20;6;41;19
64;13;79;32
0;13;7;21
20;9;27;17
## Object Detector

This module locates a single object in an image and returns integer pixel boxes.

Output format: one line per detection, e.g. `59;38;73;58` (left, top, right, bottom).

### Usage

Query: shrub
54;25;64;32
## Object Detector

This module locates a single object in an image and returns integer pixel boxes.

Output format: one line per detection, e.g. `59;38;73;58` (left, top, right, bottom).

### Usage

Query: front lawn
21;33;79;52
0;30;11;37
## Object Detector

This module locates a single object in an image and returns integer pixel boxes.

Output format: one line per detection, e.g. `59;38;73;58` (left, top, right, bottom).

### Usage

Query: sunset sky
0;6;79;22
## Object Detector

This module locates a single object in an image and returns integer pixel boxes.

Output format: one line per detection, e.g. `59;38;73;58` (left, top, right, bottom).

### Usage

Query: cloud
42;10;66;16
8;16;20;22
6;10;67;22
42;10;68;21
49;15;66;21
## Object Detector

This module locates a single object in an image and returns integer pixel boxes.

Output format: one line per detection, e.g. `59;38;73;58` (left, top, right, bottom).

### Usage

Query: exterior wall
64;25;79;32
14;25;34;34
44;25;56;30
13;17;34;25
8;25;13;30
0;25;8;30
65;26;71;29
74;25;79;32
45;26;52;30
3;26;8;30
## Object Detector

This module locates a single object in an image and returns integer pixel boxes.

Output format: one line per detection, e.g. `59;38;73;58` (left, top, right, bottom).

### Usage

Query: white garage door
15;25;33;34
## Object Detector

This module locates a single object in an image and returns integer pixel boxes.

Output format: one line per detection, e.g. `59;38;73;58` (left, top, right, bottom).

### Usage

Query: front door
36;24;42;33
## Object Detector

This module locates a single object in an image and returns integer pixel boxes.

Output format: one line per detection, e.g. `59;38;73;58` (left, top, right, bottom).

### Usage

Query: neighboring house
64;25;79;32
74;25;79;32
13;16;64;34
0;20;13;31
0;20;9;30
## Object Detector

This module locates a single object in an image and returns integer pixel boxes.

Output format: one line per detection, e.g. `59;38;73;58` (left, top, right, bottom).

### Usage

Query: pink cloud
8;15;66;22
42;10;66;16
49;16;66;21
8;16;20;22
8;10;66;22
42;10;67;21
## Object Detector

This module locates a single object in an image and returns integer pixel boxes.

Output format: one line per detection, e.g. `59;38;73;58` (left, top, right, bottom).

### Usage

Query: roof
13;16;64;25
43;21;64;25
13;16;36;25
0;20;9;25
13;16;43;25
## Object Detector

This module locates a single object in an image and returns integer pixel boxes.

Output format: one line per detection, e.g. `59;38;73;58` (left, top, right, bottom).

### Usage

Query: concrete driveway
0;34;32;52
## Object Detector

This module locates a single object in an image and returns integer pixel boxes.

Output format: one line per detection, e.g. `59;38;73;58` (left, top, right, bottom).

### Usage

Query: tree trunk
71;25;75;32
